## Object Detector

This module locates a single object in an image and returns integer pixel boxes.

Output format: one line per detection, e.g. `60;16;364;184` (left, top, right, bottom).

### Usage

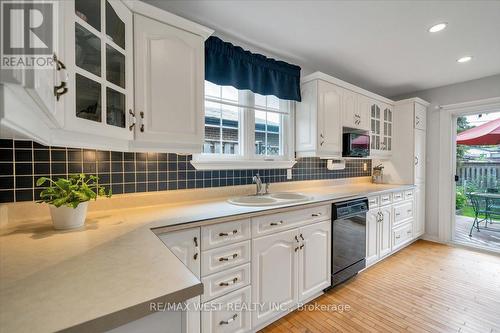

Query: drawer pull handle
295;235;299;242
270;221;283;226
300;233;304;240
312;213;322;217
193;237;198;247
193;252;198;260
219;313;238;326
396;213;401;216
395;235;401;239
299;244;304;250
294;246;299;252
219;277;238;287
407;231;412;235
219;253;238;262
407;209;412;213
219;229;238;237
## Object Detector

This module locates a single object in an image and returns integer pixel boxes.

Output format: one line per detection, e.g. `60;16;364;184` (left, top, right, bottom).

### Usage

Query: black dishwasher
330;198;368;288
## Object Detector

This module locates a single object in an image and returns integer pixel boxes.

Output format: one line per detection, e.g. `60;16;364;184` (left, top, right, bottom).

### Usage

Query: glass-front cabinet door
370;103;381;151
370;101;393;156
62;0;133;141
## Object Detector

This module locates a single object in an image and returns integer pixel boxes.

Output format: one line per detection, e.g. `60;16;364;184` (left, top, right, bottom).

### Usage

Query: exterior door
366;209;380;266
298;221;331;301
379;207;392;257
133;13;204;152
317;81;342;156
252;229;298;327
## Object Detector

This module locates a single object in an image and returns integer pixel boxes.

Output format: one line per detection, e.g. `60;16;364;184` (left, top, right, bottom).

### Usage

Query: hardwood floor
259;240;500;333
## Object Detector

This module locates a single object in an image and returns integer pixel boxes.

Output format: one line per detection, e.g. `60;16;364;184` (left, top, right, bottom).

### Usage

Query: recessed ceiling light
457;56;472;63
429;23;447;33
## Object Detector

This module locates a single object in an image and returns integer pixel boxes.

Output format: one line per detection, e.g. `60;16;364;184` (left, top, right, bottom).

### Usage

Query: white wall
391;74;500;241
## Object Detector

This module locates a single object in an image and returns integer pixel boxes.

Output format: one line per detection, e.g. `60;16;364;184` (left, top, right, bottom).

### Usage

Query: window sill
190;158;297;170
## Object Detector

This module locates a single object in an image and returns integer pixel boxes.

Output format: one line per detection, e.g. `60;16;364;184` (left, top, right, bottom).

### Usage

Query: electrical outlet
287;169;292;180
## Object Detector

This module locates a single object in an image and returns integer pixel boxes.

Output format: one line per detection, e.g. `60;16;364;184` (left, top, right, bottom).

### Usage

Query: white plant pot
49;202;89;230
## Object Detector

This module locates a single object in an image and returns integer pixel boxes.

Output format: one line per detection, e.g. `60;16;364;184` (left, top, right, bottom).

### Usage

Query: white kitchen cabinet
415;129;426;184
414;102;427;131
131;13;204;153
370;101;393;158
342;90;370;131
352;94;372;131
159;228;201;277
414;185;425;237
297;220;331;302
158;228;201;333
60;0;134;144
252;228;298;327
296;79;342;158
366;205;391;266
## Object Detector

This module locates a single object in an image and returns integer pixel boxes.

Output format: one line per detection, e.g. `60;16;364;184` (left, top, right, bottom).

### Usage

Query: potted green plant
36;174;111;230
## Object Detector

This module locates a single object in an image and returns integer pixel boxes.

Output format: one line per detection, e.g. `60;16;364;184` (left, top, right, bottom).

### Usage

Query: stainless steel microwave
342;133;370;157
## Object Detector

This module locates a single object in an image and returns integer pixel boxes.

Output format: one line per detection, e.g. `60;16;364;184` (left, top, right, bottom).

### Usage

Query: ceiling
144;0;500;97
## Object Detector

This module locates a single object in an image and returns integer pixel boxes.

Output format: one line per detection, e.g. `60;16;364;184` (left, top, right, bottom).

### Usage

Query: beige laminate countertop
0;181;414;332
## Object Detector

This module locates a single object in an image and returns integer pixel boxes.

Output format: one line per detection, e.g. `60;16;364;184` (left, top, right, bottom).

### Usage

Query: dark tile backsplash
0;140;371;203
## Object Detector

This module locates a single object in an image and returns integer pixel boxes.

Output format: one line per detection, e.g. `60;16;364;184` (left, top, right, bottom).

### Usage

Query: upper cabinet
0;0;213;152
296;79;342;158
370;100;393;158
130;13;204;153
296;72;393;159
60;0;134;144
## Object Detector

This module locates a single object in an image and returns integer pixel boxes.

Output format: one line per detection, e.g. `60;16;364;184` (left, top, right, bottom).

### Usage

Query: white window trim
192;91;296;170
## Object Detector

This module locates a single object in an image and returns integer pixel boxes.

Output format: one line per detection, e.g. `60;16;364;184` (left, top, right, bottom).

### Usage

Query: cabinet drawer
392;191;404;202
201;263;251;303
201;286;252;333
252;205;330;237
393;222;413;248
201;241;250;276
201;219;250;250
404;190;414;201
393;201;413;225
368;196;379;209
379;194;392;206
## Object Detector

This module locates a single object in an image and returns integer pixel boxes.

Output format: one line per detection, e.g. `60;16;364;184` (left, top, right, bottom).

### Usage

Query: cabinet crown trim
123;0;214;39
301;72;394;105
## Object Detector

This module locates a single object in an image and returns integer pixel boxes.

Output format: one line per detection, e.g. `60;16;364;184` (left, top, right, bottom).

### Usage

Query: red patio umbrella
457;117;500;145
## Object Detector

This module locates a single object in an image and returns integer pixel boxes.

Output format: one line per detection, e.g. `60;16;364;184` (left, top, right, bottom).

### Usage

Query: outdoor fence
457;160;500;190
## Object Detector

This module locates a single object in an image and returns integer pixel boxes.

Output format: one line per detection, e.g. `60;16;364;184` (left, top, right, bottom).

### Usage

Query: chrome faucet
252;174;263;195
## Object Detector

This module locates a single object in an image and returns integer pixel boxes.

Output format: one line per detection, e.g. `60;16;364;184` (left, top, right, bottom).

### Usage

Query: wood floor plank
259;240;500;333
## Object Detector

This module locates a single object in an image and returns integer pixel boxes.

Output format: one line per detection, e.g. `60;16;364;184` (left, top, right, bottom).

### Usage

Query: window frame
191;83;296;170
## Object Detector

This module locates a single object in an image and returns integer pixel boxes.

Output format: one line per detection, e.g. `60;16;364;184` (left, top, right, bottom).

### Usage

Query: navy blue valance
205;36;301;102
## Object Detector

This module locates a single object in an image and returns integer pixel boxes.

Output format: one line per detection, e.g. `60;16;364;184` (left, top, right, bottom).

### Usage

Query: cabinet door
379;207;392;257
366;209;379;266
298;221;331;301
381;104;393;152
317;81;342;156
63;0;134;141
133;14;204;152
414;103;427;131
414;185;425;237
356;95;371;131
183;296;201;333
158;228;201;278
414;129;426;184
252;229;298;327
370;101;382;151
342;88;358;129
